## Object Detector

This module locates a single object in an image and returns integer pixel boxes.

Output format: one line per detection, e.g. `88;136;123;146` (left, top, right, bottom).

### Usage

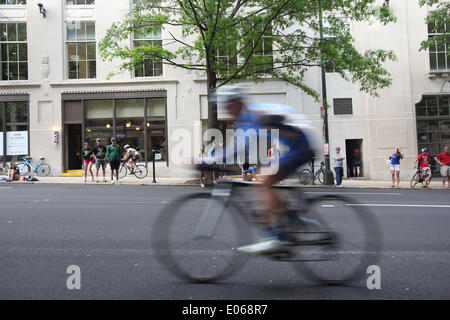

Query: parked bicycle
0;162;10;175
118;159;148;179
410;168;432;188
16;156;51;176
299;160;325;185
152;166;381;285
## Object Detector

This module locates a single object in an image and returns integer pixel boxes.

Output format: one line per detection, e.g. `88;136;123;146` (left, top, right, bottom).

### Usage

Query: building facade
0;0;449;179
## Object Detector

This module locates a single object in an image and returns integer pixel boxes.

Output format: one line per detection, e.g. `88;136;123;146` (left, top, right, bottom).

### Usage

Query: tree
99;0;397;129
419;0;450;53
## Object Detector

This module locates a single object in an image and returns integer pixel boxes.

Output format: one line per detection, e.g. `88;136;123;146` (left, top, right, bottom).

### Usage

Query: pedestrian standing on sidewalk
199;144;208;187
353;148;361;178
107;138;121;185
82;142;95;183
93;138;107;183
390;147;403;188
334;147;345;187
434;146;450;189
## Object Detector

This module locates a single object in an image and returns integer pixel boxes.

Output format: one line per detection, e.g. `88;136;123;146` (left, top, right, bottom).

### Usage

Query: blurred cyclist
123;145;140;171
215;86;319;254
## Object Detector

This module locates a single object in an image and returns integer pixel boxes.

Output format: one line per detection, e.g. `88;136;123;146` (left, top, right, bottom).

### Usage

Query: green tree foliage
99;0;397;127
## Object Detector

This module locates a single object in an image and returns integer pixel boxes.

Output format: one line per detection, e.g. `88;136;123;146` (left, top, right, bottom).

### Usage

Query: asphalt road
0;184;449;300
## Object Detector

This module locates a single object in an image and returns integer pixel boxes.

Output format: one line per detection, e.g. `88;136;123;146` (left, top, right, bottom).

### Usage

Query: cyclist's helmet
124;144;131;149
421;147;429;153
214;85;248;104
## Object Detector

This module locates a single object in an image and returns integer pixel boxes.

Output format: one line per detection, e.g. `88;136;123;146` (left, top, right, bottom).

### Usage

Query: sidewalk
2;175;449;190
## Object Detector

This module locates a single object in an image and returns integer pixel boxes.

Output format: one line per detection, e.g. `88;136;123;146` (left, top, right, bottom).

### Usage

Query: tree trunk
206;67;218;131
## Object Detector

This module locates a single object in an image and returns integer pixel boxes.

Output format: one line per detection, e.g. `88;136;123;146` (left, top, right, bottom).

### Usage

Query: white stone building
0;0;449;180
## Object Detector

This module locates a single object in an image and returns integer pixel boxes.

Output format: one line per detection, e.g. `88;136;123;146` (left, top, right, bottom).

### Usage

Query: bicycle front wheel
317;169;324;185
152;193;252;283
118;164;128;179
37;164;51;177
410;172;420;188
133;164;148;179
17;162;30;176
288;194;381;285
299;169;312;185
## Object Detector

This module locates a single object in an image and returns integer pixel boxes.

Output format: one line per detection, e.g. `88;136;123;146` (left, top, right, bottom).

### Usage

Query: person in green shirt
107;137;121;184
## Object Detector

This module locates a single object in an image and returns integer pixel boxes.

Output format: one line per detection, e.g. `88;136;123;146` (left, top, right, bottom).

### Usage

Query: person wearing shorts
414;148;432;188
93;138;108;183
435;146;450;189
107;138;121;184
390;147;403;188
81;142;95;182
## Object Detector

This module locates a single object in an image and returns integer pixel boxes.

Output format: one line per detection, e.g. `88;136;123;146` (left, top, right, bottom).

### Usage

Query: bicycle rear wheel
287;194;381;285
37;164;51;177
133;164;148;179
118;164;128;179
17;162;30;176
410;172;420;188
152;193;252;283
299;169;312;185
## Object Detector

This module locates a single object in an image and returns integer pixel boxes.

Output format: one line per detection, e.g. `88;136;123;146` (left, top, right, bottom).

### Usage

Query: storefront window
147;98;166;161
116;99;145;161
0;101;28;162
85;100;113;146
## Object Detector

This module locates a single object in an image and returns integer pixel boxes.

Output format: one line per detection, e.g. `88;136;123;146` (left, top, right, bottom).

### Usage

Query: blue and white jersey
234;103;321;156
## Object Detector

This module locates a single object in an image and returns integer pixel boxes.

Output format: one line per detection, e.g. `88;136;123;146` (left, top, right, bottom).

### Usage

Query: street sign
324;143;329;155
154;153;162;161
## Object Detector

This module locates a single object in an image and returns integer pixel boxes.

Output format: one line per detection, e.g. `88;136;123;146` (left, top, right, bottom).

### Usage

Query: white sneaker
237;237;289;255
200;183;205;188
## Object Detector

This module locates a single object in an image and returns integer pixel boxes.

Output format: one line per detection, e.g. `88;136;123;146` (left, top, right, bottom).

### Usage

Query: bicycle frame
22;159;43;173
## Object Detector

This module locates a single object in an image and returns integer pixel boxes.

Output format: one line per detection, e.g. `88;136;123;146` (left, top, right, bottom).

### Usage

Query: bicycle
299;160;325;185
152;166;381;285
16;156;51;176
0;162;10;175
410;168;432;188
118;159;148;179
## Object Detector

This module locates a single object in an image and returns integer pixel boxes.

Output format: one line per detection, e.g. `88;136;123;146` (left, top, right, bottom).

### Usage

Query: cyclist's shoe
237;237;290;255
111;180;115;185
103;179;107;183
96;179;99;183
116;179;120;185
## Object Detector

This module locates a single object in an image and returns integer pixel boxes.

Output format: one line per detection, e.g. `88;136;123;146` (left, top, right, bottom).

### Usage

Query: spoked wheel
286;194;381;285
17;162;30;176
410;172;420;188
152;193;252;283
317;170;324;185
133;164;148;179
299;169;312;185
37;164;51;177
0;163;9;175
118;164;128;179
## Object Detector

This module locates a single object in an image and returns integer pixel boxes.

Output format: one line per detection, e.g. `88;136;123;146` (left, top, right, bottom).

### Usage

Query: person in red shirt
434;146;449;189
414;148;432;188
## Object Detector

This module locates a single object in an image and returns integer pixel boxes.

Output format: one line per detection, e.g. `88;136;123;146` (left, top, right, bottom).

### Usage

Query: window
133;27;163;77
66;22;96;79
427;20;449;71
333;98;353;115
249;26;273;74
0;22;28;80
66;0;95;4
0;0;26;4
416;95;450;172
325;60;336;73
0;100;29;162
216;47;237;77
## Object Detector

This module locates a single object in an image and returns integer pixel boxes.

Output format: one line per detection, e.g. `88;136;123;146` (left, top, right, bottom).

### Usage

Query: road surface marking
347;203;450;208
305;192;402;196
0;187;12;189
